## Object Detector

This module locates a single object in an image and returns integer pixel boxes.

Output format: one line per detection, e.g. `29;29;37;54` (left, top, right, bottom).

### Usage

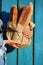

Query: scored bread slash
6;5;18;40
12;2;33;47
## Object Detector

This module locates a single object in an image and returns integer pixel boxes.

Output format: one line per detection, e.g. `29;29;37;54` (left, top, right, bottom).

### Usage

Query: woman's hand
22;22;35;38
4;40;20;48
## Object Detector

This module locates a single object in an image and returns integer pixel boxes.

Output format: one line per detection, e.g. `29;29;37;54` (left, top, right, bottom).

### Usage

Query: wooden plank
0;0;2;13
34;0;43;65
18;0;34;65
2;0;17;65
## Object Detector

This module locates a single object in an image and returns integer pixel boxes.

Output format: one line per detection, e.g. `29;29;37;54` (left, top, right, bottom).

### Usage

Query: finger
23;32;33;38
13;44;19;48
14;43;21;48
23;30;33;38
22;28;33;35
29;22;35;30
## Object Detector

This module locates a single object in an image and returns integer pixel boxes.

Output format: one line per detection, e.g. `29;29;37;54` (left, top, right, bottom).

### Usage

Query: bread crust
9;6;18;23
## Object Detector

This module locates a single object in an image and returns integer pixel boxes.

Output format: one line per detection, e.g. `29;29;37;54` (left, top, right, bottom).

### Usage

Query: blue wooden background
0;0;43;65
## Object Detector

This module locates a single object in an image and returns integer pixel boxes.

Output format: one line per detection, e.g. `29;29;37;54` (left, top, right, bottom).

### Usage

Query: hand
22;22;35;38
4;40;20;48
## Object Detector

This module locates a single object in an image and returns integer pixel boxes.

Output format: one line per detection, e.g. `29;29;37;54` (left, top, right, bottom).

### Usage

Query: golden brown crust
9;5;18;23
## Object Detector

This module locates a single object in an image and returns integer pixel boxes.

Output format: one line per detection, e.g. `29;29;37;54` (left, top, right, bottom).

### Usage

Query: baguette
6;6;18;40
18;5;25;20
